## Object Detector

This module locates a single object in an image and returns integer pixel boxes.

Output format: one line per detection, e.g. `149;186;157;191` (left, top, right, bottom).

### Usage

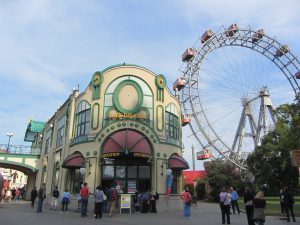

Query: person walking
181;186;192;219
230;186;240;214
283;186;296;222
51;186;60;210
244;186;255;225
94;186;105;219
30;187;38;208
37;183;46;213
253;191;266;225
219;188;231;224
108;184;118;217
60;188;71;214
80;182;90;217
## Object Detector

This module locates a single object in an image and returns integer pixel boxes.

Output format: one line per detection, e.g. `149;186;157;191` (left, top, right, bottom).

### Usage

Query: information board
120;194;131;214
291;150;300;166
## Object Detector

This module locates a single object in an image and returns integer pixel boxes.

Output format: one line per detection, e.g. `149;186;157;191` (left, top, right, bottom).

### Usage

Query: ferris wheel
174;24;300;170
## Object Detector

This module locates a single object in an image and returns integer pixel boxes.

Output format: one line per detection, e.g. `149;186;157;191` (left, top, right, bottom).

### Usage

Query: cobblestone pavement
0;201;299;225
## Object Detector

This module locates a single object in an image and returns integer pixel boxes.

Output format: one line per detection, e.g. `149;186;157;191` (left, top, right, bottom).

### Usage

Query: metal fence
0;144;41;155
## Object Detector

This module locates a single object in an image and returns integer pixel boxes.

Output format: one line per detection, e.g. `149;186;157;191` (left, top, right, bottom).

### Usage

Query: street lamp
6;132;13;152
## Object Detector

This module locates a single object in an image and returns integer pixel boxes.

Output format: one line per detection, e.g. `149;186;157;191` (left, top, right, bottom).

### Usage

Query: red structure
183;170;206;185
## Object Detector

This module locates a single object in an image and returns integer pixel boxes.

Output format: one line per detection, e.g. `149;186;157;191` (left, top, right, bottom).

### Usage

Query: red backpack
109;189;117;201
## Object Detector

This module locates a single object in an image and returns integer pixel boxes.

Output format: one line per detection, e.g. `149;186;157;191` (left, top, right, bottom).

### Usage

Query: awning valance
62;152;85;169
101;129;152;158
168;153;189;170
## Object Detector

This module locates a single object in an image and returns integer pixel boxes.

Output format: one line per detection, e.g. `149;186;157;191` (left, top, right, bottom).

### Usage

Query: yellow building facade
29;64;188;206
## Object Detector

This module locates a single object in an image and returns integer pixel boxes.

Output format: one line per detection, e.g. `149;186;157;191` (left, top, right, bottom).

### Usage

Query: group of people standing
133;188;159;214
219;186;296;225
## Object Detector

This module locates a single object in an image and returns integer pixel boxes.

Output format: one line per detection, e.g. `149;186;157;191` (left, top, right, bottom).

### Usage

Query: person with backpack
181;186;192;219
80;182;90;217
94;186;106;219
51;186;60;210
108;184;118;217
30;187;38;208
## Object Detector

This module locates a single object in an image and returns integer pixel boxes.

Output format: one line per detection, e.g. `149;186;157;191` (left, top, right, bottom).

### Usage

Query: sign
100;152;151;159
109;112;147;119
128;180;137;193
291;150;300;167
120;194;131;214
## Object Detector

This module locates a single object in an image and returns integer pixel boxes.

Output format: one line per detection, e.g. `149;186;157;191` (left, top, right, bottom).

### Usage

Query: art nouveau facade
26;64;189;201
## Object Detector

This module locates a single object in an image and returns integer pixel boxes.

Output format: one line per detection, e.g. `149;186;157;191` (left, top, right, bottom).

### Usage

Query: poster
120;194;131;213
128;180;137;193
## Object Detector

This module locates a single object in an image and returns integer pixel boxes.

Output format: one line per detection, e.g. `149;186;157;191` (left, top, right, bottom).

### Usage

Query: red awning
101;129;152;157
62;152;85;169
168;153;189;170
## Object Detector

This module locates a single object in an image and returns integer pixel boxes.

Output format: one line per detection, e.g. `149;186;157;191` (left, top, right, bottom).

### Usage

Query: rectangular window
102;165;114;179
127;166;137;178
139;166;150;178
165;112;178;140
45;128;52;154
56;115;66;147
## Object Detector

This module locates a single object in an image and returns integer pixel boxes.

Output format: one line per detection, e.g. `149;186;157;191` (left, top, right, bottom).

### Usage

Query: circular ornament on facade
98;138;102;142
94;151;98;156
111;126;115;130
156;152;160;157
134;123;139;128
117;123;122;127
150;135;154;138
155;74;166;89
130;122;134;127
163;153;167;158
122;122;126;126
86;152;90;156
92;71;103;86
106;128;110;133
113;80;143;114
101;133;105;137
145;129;149;133
153;139;156;143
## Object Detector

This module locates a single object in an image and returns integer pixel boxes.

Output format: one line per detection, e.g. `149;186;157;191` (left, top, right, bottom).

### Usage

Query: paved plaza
0;201;299;225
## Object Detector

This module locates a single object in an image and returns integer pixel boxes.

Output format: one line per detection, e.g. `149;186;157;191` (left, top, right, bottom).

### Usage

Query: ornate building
25;64;188;207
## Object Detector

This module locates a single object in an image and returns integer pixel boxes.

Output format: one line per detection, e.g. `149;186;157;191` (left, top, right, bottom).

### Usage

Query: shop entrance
100;128;153;194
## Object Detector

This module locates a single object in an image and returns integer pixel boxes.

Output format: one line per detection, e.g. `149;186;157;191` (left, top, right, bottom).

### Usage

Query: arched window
165;103;179;141
74;101;91;141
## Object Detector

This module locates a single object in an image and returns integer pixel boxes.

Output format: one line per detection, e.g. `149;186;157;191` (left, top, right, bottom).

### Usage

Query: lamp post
191;144;195;171
6;132;13;153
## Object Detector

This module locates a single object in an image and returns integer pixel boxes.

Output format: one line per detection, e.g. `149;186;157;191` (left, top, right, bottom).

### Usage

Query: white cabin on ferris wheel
197;149;213;160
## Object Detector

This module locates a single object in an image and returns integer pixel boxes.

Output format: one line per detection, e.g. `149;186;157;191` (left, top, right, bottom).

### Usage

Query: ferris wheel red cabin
251;29;265;42
182;48;196;62
201;29;214;43
226;24;238;37
197;149;212;160
275;45;290;57
181;114;191;126
173;78;187;91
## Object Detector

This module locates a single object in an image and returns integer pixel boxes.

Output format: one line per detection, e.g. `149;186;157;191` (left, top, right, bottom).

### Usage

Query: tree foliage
246;95;300;194
206;160;244;201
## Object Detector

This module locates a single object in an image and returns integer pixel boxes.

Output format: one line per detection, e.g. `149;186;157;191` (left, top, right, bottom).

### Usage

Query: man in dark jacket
51;186;60;210
37;183;46;213
283;186;296;222
30;187;38;208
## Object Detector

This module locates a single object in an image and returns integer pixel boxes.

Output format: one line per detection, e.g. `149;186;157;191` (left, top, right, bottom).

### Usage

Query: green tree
246;95;300;194
206;160;243;201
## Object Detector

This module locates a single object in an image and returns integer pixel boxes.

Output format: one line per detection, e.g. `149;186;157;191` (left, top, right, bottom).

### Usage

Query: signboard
291;150;300;167
128;180;137;193
120;194;131;214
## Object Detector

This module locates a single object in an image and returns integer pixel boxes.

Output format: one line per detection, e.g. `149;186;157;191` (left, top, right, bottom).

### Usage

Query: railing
0;144;41;155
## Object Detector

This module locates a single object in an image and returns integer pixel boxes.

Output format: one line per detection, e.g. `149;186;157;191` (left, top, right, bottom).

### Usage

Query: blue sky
0;0;300;170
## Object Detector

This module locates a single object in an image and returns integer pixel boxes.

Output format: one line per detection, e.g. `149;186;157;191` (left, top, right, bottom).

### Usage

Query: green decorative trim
92;71;103;100
91;103;100;130
156;152;160;157
113;80;143;114
22;158;25;164
163;153;167;158
0;153;39;159
100;63;155;75
93;151;98;156
156;105;164;131
155;74;166;89
86;152;90;156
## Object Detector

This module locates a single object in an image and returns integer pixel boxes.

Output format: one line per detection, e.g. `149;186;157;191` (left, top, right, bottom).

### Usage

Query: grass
238;196;300;216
